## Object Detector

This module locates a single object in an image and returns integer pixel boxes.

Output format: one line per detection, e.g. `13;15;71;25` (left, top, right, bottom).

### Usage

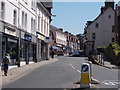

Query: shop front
2;24;19;65
20;32;37;64
37;33;49;61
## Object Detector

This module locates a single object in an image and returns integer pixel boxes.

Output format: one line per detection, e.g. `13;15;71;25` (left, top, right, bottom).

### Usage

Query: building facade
64;31;79;54
115;2;120;45
84;1;115;55
50;25;67;53
0;0;52;66
0;0;37;66
36;1;52;61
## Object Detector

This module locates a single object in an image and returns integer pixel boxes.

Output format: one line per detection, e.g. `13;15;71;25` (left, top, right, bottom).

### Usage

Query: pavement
1;58;58;87
100;60;120;69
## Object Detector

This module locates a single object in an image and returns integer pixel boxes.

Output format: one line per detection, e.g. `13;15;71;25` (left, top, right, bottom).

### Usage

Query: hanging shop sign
24;33;32;41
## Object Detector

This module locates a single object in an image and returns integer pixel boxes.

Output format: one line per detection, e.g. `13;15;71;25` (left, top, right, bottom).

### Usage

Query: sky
51;1;113;35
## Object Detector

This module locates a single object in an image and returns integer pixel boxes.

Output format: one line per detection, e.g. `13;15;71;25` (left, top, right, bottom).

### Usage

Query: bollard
86;61;92;80
80;63;91;88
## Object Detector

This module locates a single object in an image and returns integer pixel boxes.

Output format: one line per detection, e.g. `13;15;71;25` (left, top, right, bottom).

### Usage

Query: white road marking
102;80;120;86
70;63;81;73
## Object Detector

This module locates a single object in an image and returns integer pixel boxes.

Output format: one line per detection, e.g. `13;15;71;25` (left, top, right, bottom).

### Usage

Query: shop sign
37;34;45;41
25;33;32;41
5;28;16;36
44;37;51;43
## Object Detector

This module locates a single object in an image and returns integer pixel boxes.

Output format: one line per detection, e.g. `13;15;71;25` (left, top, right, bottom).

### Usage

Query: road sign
82;65;89;72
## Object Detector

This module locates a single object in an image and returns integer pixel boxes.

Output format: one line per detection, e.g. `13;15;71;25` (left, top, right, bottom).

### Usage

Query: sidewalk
1;58;58;87
96;55;120;69
100;60;120;69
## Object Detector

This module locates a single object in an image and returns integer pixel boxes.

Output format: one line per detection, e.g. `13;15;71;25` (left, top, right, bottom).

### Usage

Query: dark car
72;51;80;56
57;51;64;56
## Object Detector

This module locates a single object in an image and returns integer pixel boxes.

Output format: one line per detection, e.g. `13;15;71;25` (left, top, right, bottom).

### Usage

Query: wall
19;0;36;35
87;8;115;50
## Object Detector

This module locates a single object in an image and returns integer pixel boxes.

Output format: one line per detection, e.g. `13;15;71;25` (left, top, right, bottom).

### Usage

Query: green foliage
109;42;120;56
97;46;106;53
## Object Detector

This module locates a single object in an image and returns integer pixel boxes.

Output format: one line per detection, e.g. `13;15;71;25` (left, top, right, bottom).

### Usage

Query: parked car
57;51;64;56
72;51;80;56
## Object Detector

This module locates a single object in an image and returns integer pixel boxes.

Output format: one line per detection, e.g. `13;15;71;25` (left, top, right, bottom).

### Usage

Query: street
2;56;119;88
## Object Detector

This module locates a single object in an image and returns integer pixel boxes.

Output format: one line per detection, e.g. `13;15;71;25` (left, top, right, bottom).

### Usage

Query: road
3;56;119;88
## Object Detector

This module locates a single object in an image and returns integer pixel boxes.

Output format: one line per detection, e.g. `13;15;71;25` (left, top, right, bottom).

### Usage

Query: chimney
101;6;105;14
105;0;114;10
59;28;63;32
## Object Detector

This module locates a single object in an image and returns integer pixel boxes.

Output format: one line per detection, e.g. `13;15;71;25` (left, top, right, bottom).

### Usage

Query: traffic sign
82;65;89;72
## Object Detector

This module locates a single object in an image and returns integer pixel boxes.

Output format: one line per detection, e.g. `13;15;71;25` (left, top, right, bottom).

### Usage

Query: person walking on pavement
3;53;11;76
51;50;55;59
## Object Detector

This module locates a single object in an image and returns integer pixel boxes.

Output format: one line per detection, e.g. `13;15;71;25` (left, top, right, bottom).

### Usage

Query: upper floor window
22;0;28;4
25;13;27;29
31;0;36;10
112;38;115;42
92;33;96;39
108;15;111;19
31;18;36;34
22;11;27;29
22;11;25;28
0;2;5;20
112;26;114;32
95;23;99;28
13;10;17;25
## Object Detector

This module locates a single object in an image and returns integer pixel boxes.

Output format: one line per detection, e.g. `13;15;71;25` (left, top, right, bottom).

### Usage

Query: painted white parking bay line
70;63;81;73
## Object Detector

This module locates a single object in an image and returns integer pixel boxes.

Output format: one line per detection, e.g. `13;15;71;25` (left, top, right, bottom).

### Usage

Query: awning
52;46;58;50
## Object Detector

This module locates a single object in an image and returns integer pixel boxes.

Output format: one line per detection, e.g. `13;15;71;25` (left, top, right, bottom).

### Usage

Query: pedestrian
51;50;55;59
2;53;11;76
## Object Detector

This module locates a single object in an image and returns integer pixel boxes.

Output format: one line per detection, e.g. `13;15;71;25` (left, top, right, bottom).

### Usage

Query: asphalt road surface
3;56;119;88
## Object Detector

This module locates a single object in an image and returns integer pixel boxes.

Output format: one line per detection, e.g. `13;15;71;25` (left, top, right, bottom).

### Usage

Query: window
31;0;36;10
22;0;28;4
108;15;111;19
92;33;96;39
22;11;27;29
95;23;99;28
0;2;5;19
112;38;115;42
13;10;17;25
31;18;36;34
22;11;25;28
112;26;114;32
25;13;27;29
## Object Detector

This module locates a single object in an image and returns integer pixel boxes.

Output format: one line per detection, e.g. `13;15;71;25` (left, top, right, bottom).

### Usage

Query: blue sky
51;2;106;35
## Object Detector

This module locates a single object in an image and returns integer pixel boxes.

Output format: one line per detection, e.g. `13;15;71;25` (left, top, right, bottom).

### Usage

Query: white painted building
84;1;115;55
56;30;67;47
0;0;38;66
36;1;52;61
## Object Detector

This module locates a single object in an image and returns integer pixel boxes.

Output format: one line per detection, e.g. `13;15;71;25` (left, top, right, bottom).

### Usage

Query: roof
50;25;66;35
41;0;52;8
86;7;114;27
